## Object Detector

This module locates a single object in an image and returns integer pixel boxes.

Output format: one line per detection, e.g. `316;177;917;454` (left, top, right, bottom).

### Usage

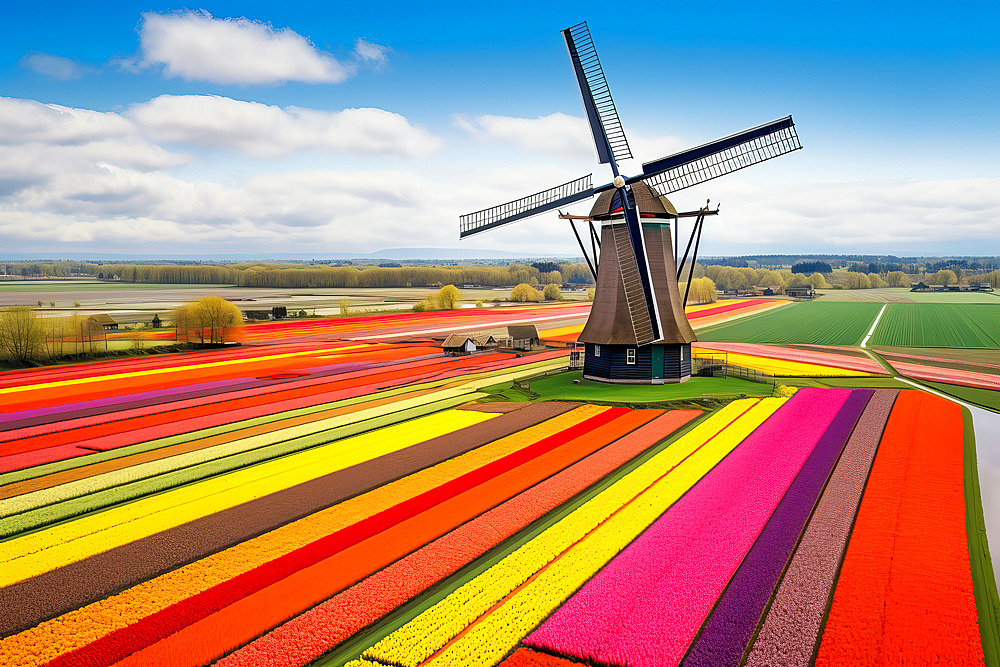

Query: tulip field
0;304;998;667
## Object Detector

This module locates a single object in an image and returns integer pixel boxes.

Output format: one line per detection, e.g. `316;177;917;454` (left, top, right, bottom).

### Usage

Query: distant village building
911;282;993;293
785;285;815;299
87;314;119;330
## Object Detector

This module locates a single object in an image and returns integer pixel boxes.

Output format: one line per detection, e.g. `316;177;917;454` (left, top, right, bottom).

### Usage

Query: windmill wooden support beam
458;20;801;384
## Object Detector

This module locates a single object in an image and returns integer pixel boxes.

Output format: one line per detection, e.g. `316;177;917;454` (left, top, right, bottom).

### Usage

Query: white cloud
688;177;1000;254
0;98;134;145
20;53;84;80
136;10;354;85
454;112;597;160
128;95;441;158
0;98;185;198
354;38;389;67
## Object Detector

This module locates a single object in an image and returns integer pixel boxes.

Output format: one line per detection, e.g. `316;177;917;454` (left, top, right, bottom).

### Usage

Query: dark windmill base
582;342;692;384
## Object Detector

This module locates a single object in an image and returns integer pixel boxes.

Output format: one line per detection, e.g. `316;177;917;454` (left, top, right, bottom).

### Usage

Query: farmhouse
508;324;540;350
441;333;497;356
87;314;119;330
441;334;476;356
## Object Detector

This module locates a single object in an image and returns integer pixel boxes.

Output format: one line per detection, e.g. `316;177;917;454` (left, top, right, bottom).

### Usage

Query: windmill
460;21;801;384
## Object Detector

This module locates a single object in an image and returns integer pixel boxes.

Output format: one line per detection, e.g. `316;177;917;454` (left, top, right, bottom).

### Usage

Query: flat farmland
697;302;884;346
869;303;1000;348
0;281;546;323
817;288;1000;303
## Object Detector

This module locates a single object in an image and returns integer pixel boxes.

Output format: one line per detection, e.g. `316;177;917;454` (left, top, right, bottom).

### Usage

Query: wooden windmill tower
460;22;801;383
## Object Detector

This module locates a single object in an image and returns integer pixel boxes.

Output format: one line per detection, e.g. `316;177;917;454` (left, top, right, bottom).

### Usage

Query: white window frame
594;344;601;357
627;348;636;365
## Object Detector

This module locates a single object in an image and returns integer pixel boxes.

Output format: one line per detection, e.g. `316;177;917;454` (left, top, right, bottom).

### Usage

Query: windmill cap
589;181;676;219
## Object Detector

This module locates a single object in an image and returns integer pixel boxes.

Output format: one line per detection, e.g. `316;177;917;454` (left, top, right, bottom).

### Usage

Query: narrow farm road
859;304;888;348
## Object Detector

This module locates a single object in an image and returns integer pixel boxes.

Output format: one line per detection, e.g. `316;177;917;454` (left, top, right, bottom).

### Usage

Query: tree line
91;262;595;289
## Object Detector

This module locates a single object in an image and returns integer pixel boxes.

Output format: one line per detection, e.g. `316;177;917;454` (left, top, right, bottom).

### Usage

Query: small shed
442;334;478;356
508;324;540;350
88;314;119;330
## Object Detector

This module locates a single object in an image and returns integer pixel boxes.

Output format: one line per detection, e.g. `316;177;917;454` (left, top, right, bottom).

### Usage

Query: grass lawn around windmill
480;372;774;404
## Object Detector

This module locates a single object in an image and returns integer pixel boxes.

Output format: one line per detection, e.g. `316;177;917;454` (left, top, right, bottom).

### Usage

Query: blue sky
1;0;998;257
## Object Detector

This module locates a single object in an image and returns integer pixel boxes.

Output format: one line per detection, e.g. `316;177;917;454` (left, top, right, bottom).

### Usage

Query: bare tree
0;306;45;364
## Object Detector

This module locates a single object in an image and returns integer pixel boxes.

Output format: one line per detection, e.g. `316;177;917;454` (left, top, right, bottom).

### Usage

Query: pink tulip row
525;387;852;667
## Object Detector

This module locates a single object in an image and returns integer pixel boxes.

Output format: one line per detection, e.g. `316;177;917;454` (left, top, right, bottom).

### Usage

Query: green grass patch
697;302;884;346
962;408;1000;666
868;304;1000;348
512;371;772;404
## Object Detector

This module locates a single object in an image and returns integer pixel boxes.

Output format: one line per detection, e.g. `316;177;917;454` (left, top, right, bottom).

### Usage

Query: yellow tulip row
430;397;786;667
0;405;604;667
0;387;488;518
0;409;495;588
358;397;785;667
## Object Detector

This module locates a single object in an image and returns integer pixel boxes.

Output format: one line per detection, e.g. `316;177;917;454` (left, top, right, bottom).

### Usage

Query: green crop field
696;302;884;346
817;287;1000;304
867;303;1000;348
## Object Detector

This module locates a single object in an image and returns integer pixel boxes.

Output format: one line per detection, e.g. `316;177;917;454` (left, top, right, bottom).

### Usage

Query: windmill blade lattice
459;174;594;238
562;22;633;166
635;116;801;195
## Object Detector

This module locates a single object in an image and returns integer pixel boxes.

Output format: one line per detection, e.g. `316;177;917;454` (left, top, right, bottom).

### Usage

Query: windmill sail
634;116;801;194
562;22;632;166
459;174;594;238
